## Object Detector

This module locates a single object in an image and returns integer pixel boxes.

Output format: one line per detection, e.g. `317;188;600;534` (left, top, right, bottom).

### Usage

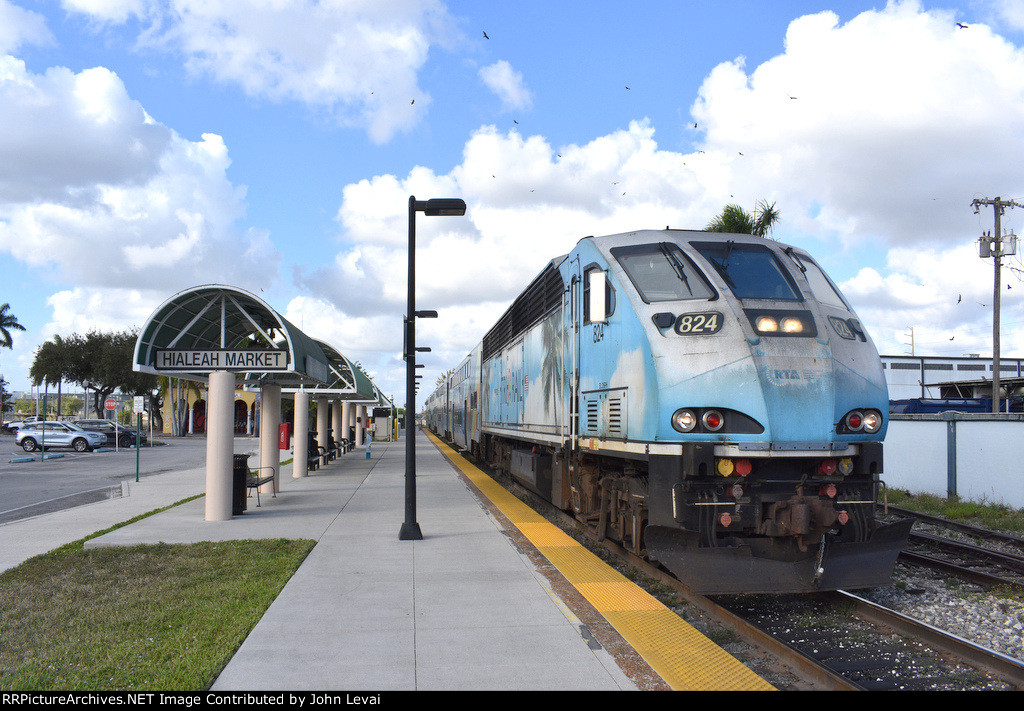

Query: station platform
0;429;773;691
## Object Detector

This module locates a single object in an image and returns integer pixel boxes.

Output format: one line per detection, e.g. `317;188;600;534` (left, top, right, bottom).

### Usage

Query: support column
341;401;351;445
355;405;365;446
332;399;343;452
316;396;329;461
293;389;309;478
259;383;281;495
205;370;234;521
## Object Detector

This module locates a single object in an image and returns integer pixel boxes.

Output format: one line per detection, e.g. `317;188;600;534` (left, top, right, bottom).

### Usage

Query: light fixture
401;195;467;542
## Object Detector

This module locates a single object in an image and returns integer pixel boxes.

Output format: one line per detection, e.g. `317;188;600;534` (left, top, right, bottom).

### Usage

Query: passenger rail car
425;229;912;594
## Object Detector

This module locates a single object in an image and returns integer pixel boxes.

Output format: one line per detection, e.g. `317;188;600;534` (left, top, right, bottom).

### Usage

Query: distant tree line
29;329;161;428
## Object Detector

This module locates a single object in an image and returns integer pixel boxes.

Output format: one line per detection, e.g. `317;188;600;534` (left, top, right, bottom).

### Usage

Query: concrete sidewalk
2;431;638;691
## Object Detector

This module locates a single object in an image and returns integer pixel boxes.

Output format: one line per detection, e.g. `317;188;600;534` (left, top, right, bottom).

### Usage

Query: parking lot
0;433;265;524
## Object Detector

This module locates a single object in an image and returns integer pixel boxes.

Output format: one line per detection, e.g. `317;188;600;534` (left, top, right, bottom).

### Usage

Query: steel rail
910;531;1024;574
882;504;1024;550
595;538;861;691
834;590;1024;689
898;549;1024;592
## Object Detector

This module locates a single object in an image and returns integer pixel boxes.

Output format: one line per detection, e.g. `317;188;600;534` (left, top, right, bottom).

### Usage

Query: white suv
16;422;107;453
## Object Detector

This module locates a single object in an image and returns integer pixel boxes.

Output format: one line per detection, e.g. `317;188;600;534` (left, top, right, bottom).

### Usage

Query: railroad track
445;445;1024;690
881;505;1024;591
577;513;1024;690
479;463;1024;689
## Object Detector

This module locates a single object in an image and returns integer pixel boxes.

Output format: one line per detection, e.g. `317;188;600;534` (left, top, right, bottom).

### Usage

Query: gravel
859;564;1024;662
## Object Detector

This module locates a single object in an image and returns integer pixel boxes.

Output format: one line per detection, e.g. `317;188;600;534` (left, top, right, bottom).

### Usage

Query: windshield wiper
659;243;693;296
783;246;806;273
722;239;735;269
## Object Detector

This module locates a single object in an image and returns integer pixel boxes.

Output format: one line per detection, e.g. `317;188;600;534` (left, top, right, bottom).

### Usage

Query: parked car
3;416;42;433
73;419;148;447
16;422;107;453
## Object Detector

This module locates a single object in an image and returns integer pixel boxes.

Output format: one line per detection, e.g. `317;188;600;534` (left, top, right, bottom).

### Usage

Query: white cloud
296;1;1024;400
0;58;169;203
0;0;53;54
63;0;460;143
479;60;532;112
989;0;1024;32
62;0;147;24
690;1;1024;249
293;119;730;398
0;55;280;340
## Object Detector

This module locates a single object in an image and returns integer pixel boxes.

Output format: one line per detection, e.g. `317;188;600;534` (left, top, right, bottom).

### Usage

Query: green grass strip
0;496;315;691
888;488;1024;534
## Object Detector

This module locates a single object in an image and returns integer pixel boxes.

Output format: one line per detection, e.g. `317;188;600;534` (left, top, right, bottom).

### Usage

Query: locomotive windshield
784;250;850;310
692;241;801;301
611;243;715;302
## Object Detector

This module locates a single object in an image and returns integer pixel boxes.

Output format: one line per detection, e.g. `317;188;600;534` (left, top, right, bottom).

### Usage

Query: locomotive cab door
568;258;582;451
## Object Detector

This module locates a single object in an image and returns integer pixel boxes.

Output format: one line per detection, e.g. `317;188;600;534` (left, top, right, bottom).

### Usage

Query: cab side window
583;267;615;323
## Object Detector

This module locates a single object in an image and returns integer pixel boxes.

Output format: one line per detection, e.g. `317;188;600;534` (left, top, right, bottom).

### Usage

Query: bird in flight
483;31;490;39
956;22;968;29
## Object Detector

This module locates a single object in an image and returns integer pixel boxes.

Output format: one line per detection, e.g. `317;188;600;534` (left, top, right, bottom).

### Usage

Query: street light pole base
399;522;423;540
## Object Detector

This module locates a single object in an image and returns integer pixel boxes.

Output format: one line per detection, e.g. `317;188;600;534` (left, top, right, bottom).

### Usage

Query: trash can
232;454;249;515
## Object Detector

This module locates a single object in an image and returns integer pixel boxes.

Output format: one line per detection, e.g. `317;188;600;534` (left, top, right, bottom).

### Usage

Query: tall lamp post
400;196;467;541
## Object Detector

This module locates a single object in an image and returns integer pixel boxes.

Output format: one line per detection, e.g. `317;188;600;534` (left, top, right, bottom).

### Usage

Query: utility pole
973;196;1023;413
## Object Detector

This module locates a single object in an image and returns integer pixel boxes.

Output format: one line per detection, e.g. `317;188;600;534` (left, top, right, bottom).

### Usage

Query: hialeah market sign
154;349;288;372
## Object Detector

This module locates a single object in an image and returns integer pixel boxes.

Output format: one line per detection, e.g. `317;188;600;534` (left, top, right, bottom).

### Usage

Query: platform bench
246;466;276;507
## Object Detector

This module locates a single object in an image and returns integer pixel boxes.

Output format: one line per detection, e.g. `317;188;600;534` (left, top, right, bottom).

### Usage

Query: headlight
672;409;697;432
839;408;883;434
862;410;882;433
746;309;817;337
781;317;804;333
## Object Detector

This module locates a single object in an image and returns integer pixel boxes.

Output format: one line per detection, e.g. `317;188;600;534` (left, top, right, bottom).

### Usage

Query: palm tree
706;200;780;238
0;303;26;349
540;311;563;421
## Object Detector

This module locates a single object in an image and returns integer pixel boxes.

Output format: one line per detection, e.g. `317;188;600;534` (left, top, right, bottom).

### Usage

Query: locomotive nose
750;351;837;442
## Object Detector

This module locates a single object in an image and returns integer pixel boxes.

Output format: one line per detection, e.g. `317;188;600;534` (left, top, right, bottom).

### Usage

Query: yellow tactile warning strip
425;431;774;691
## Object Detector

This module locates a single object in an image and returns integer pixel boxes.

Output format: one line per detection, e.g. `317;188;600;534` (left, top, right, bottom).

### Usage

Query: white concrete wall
885;415;1024;509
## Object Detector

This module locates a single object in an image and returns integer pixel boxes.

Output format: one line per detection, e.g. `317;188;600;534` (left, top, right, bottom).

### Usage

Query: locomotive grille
607;397;623;437
482;259;565;360
581;389;627;439
586;399;599;434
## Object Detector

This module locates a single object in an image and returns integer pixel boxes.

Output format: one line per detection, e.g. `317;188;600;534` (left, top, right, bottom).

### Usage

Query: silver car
16;422;107;453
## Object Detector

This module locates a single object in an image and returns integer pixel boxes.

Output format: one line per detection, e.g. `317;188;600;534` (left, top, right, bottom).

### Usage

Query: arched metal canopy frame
133;284;330;387
264;340;392;409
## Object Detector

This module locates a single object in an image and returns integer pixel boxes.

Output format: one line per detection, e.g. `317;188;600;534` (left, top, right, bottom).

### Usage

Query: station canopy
244;338;389;405
134;285;386;405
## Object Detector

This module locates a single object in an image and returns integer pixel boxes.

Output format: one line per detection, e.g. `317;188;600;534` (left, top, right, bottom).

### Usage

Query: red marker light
819;459;837;476
837;510;849;525
820;484;837;498
702;410;724;431
735;459;752;477
718;512;732;527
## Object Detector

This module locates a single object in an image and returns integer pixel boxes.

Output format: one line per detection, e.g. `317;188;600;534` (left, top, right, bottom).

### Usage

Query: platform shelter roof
265;340;388;405
133;284;330;387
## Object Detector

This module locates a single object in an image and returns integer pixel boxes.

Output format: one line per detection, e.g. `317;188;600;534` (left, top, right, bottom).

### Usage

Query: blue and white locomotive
425;228;912;594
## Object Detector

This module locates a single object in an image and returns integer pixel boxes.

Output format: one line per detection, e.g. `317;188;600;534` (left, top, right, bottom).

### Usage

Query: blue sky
1;0;1024;406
